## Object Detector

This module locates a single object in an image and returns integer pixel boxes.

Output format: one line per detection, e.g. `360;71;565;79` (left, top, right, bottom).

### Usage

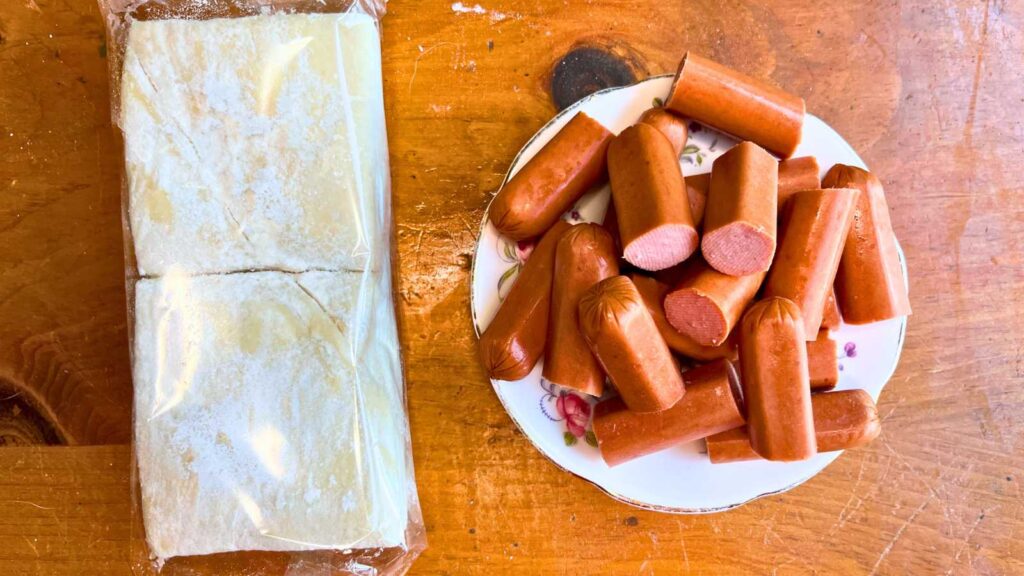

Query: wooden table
2;0;1023;573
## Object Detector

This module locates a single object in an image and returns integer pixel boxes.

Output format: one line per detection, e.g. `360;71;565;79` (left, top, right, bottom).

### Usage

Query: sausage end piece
488;112;613;240
578;276;686;413
702;222;776;277
623;224;700;272
638;107;689;155
478;221;572;381
664;288;729;347
708;389;881;463
739;297;816;461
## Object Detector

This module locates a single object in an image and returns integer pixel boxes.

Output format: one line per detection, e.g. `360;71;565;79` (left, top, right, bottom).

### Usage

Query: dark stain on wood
550;44;644;111
0;384;64;447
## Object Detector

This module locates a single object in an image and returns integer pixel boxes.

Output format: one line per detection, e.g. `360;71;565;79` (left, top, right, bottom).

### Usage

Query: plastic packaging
97;0;426;573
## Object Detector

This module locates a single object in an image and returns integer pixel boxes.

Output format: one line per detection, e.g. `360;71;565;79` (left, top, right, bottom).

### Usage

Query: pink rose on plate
556;392;592;438
515;239;535;263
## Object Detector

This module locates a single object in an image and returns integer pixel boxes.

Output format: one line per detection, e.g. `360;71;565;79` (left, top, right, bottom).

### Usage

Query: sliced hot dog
638;107;689;155
822;165;912;324
593;359;745;466
821;288;842;330
778;156;821;206
807;330;839;391
702;141;779;276
765;188;859;338
739;297;816;461
684;172;710;228
631;274;737;361
489;112;613;240
608;124;699;271
706;389;881;463
543;224;619;396
478;221;572;380
578;276;685;412
686;156;817;230
663;257;766;347
666;52;806;158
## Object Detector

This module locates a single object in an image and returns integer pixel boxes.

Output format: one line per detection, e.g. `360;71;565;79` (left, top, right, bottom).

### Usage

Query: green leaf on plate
564;432;578;446
682;144;700;155
652;97;664;108
497;264;520;300
697;153;703;166
502;240;517;263
585;430;599;448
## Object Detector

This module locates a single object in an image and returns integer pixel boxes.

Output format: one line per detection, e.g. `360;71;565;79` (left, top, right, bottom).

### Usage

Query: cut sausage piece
478;221;572;381
663;258;766;347
821;288;842;330
702;141;779;276
608;124;699;271
543;224;619;396
488;112;613;240
684;172;710;228
807;330;839;391
739;297;816;461
631;274;737;361
814;389;882;452
593;359;745;466
578;276;685;412
778;156;821;206
822;164;912;324
765;188;859;338
666;51;806;158
638;107;689;155
706;389;880;463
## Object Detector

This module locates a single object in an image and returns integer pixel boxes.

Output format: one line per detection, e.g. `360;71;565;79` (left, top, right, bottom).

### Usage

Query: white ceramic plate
470;75;908;513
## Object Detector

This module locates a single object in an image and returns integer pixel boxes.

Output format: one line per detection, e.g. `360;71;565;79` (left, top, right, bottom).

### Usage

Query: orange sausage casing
608;124;699;271
631;274;737;361
666;52;806;158
822;165;912;324
702;141;779;276
764;188;859;338
663;257;766;347
739;297;816;461
478;221;572;380
543;224;619;396
593;359;745;466
821;288;842;330
489;112;613;241
578;276;685;412
706;389;881;463
807;330;839;391
778;156;821;206
684;173;710;228
601;199;622;256
687;157;816;231
638;107;689;155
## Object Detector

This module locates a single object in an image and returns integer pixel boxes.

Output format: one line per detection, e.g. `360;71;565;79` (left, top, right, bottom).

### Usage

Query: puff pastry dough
134;271;408;558
122;13;387;275
124;13;409;561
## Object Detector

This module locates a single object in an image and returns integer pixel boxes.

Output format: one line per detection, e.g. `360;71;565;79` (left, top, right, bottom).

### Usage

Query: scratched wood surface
1;0;1023;574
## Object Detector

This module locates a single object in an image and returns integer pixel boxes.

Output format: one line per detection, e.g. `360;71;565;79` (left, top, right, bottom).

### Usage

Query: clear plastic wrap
97;0;425;573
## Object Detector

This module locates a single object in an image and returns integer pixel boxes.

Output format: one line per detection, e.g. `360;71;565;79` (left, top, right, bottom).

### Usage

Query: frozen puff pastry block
133;271;409;559
122;14;386;275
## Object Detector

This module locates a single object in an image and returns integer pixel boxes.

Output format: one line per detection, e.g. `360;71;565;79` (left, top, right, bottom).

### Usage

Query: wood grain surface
1;0;1023;574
